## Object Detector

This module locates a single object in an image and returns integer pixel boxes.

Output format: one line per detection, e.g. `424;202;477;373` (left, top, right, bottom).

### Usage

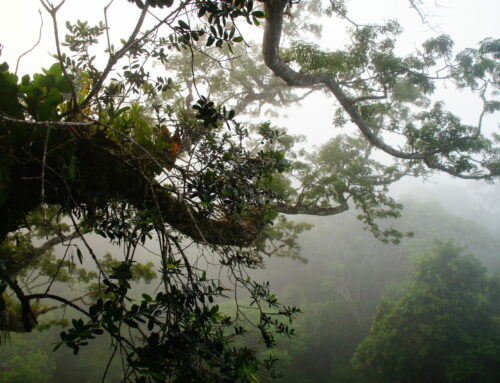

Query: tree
249;197;500;383
352;242;500;383
0;0;499;381
0;330;57;383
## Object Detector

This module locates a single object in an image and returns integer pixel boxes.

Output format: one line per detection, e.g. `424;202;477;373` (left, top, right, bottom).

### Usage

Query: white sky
1;0;499;227
2;1;498;77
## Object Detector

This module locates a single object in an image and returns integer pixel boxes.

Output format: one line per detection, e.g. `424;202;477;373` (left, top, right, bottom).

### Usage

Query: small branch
101;342;119;383
27;293;88;317
351;89;388;104
68;213;109;280
40;0;78;109
104;0;115;54
170;235;193;283
36;294;90;315
0;112;94;126
277;196;349;216
15;9;44;76
408;0;427;24
407;0;442;32
80;4;149;110
423;156;495;180
38;231;82;254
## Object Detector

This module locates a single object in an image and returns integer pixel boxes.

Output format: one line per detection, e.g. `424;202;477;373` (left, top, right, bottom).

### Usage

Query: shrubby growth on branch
0;0;498;381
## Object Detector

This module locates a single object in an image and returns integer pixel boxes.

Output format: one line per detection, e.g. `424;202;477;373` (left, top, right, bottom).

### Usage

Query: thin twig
37;294;91;315
43;232;73;295
15;9;44;76
68;213;109;280
40;0;78;108
79;4;150;110
104;0;115;54
101;341;119;383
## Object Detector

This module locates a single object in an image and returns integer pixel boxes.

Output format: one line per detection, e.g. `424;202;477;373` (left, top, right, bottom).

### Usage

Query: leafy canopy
352;242;500;383
0;0;499;381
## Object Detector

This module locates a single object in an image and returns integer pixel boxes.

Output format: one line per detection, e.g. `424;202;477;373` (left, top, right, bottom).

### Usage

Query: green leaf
56;76;72;93
252;10;265;18
178;20;189;30
37;87;62;120
48;63;63;79
21;74;30;86
0;70;23;118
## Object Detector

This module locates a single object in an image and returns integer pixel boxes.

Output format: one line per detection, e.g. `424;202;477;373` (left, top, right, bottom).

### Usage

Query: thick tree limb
262;1;424;159
0;123;256;247
0;273;37;332
261;0;497;180
277;197;348;216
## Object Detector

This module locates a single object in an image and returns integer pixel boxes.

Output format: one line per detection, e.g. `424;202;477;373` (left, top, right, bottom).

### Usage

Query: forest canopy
352;242;500;383
0;0;499;381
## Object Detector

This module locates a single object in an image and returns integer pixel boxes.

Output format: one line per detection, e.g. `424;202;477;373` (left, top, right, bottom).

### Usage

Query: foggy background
0;1;499;382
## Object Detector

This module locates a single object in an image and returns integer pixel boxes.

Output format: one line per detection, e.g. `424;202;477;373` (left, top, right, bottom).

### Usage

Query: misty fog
1;0;499;382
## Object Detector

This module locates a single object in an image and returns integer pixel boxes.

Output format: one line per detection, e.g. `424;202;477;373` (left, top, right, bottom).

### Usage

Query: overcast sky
2;0;498;122
1;0;499;228
2;1;498;78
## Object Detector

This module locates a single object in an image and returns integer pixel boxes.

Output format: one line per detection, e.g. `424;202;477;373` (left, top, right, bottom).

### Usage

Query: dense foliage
253;198;500;382
352;242;500;383
0;0;499;381
1;199;499;382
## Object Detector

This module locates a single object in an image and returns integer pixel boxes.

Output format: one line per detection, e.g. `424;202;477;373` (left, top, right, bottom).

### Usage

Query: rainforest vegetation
1;199;499;382
0;0;499;382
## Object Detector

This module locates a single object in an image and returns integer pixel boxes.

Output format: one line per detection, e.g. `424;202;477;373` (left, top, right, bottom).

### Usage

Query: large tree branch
262;1;424;160
38;232;81;254
263;1;325;88
0;273;37;332
0;123;257;247
261;0;497;180
277;196;348;216
263;2;425;156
